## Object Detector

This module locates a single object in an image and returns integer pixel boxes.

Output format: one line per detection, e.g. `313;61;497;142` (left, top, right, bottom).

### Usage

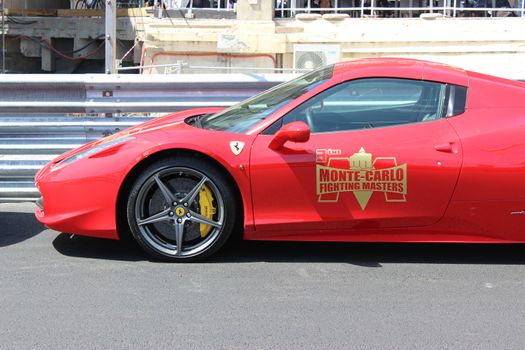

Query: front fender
122;127;257;231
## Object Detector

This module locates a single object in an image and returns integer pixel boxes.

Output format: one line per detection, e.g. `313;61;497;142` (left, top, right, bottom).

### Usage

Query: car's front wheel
126;156;237;262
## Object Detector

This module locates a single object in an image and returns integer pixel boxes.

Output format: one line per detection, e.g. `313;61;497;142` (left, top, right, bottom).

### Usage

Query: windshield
198;65;334;133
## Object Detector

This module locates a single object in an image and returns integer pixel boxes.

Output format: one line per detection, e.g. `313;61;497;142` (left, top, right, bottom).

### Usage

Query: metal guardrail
0;74;289;201
0;74;291;113
0;115;152;201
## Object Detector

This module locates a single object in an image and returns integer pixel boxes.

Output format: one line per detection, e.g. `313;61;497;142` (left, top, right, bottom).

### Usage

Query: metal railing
162;0;236;10
0;74;290;114
0;74;287;201
275;1;525;18
157;0;235;19
117;63;308;74
158;0;525;17
0;115;149;200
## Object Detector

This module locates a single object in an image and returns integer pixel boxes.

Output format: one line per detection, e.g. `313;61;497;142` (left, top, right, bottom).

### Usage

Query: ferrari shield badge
229;141;245;156
316;147;407;210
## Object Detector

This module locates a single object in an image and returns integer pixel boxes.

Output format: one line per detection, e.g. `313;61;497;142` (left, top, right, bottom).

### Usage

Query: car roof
333;58;469;86
334;57;458;71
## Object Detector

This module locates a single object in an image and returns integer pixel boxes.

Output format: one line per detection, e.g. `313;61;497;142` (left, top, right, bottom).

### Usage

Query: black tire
126;156;238;262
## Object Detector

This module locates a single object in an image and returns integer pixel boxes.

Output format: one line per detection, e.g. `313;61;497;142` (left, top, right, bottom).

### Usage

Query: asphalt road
2;202;525;349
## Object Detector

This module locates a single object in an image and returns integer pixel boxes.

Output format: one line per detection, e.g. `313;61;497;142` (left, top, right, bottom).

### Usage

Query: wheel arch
115;148;245;241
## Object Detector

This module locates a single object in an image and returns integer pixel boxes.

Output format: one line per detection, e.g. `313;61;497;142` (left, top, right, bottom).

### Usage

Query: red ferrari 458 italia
35;58;525;261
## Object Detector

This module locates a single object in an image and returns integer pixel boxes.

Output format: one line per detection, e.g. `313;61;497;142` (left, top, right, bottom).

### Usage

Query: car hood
119;107;224;137
51;107;225;164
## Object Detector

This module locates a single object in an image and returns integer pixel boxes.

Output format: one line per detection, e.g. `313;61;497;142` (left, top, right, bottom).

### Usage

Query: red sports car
35;58;525;261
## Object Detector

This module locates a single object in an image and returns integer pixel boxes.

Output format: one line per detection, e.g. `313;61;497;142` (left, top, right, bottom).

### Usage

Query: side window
281;78;447;133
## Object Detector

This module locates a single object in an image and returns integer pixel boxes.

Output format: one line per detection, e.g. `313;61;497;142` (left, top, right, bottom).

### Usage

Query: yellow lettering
320;169;330;182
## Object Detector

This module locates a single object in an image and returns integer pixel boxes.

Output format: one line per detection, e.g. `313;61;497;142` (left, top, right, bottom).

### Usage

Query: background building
1;0;524;78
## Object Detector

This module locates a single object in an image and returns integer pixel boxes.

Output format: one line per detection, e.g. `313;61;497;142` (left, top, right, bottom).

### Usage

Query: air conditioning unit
293;44;341;72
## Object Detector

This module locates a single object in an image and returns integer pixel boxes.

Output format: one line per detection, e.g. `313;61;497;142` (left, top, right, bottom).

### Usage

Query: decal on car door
316;147;407;210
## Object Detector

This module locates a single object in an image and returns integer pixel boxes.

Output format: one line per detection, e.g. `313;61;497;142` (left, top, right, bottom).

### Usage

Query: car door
249;78;463;233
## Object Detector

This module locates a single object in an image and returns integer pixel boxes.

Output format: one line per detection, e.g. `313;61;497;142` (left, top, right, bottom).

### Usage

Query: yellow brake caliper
198;184;216;238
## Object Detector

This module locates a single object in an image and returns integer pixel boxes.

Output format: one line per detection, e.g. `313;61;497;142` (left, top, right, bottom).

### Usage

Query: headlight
51;136;134;172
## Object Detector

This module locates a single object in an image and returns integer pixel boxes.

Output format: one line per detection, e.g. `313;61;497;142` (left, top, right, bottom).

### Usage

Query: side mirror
268;121;310;151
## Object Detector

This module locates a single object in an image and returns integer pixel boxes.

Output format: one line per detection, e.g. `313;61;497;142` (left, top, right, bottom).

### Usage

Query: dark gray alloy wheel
126;157;237;262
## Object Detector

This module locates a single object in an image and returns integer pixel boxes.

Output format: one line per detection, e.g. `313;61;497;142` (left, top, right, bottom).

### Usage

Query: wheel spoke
181;176;208;205
188;211;222;229
154;174;176;204
138;208;171;226
175;222;184;256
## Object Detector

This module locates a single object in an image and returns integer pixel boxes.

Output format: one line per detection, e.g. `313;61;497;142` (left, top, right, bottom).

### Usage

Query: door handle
434;142;454;153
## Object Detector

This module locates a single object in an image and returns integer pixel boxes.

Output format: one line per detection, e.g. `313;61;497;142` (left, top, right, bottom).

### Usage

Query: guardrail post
1;0;4;74
105;0;117;74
